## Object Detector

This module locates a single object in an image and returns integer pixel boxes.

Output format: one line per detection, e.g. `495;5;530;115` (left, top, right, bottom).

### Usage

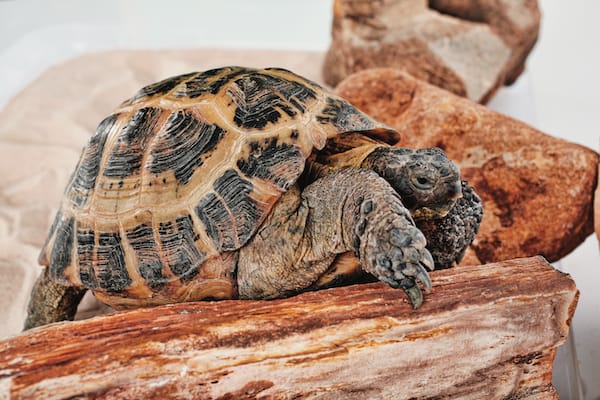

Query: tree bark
0;256;578;400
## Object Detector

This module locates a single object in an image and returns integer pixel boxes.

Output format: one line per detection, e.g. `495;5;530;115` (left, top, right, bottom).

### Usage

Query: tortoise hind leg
24;267;87;330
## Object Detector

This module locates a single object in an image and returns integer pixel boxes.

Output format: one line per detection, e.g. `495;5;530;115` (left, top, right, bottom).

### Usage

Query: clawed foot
360;213;435;309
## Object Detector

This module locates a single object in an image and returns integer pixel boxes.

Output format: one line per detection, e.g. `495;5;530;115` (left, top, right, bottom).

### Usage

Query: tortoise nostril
449;181;463;200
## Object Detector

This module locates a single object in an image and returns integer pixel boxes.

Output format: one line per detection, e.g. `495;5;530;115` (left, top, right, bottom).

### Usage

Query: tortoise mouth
412;200;458;220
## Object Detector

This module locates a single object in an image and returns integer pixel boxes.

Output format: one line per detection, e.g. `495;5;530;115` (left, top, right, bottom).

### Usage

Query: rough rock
323;0;540;103
0;257;578;400
335;68;598;264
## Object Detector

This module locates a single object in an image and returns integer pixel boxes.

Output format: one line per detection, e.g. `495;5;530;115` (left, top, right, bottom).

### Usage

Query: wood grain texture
0;256;577;399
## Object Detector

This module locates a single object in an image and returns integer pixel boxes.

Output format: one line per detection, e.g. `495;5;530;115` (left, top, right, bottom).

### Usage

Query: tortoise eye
412;175;434;190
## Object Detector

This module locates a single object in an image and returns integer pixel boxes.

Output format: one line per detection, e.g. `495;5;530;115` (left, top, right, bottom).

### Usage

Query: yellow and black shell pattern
38;66;398;307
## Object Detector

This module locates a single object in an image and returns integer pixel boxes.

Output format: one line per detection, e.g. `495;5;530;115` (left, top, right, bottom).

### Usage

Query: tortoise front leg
237;168;434;308
24;267;87;330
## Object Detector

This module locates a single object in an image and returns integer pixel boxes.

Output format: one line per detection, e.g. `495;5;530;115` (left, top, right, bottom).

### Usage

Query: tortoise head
363;147;462;219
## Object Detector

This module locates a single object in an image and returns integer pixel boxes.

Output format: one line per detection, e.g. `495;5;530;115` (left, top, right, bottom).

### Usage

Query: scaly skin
238;168;434;308
24;267;86;330
360;146;463;219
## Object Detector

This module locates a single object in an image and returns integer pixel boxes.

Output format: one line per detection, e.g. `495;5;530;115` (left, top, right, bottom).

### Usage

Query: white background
0;0;598;398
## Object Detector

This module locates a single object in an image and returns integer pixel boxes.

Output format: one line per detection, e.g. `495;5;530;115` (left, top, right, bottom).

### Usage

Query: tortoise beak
448;181;463;201
412;202;453;220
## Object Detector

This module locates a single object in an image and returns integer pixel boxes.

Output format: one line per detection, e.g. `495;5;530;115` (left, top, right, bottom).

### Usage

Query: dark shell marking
65;115;115;207
49;213;74;283
130;72;198;103
158;215;205;282
227;73;317;129
103;107;162;179
316;97;378;133
149;110;225;185
127;224;166;289
195;170;262;251
237;138;304;191
76;228;97;289
95;231;131;293
69;226;132;293
172;67;243;99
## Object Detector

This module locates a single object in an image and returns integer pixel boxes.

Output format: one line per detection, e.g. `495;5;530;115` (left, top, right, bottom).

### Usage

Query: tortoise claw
422;250;435;272
403;282;424;309
415;262;432;292
397;262;429;308
366;223;434;309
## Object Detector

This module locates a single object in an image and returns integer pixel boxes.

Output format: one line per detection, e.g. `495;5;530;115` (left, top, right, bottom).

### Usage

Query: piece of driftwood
0;257;577;399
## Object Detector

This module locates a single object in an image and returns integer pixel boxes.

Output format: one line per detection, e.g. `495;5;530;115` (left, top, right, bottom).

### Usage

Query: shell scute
95;231;131;293
237;136;304;191
227;72;318;130
48;212;74;284
158;214;205;282
126;223;166;289
194;169;263;252
148;109;226;185
65;114;116;208
103;107;162;179
171;67;243;99
76;227;97;289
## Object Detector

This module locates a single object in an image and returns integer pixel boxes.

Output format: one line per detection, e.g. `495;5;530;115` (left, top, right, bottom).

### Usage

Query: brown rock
0;257;578;399
323;0;540;103
428;0;541;85
335;68;598;264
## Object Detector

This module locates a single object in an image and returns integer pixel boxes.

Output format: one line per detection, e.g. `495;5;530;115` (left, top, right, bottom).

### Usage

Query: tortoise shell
39;66;399;307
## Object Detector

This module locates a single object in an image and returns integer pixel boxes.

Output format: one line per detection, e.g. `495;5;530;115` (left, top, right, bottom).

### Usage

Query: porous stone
335;68;598;264
323;0;540;103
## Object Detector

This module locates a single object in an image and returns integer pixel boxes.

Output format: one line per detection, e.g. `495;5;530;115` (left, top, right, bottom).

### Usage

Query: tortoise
25;66;482;330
